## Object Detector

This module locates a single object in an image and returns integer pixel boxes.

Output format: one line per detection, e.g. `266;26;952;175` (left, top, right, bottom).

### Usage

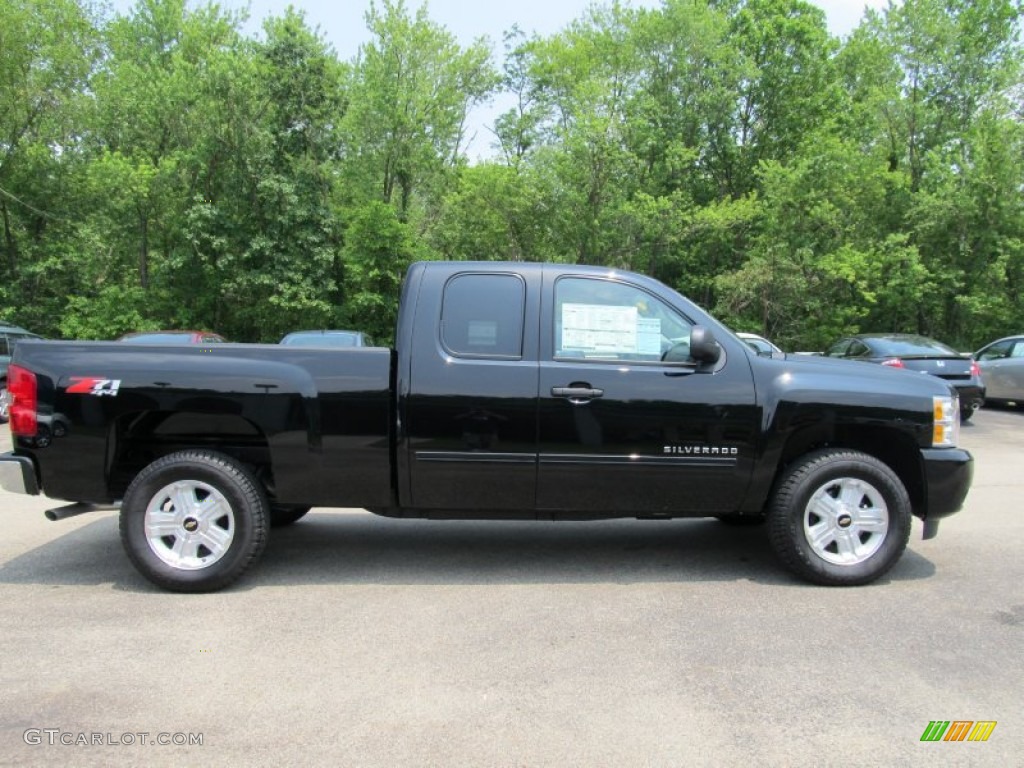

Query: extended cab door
398;265;541;512
536;270;758;515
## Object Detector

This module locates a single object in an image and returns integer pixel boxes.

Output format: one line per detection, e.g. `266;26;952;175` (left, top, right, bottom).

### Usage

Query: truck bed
10;340;394;507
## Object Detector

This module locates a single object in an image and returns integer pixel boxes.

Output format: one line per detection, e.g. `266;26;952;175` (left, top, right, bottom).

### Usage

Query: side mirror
690;325;721;365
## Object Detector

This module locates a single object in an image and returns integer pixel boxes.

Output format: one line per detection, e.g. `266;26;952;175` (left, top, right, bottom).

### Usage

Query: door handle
551;386;604;404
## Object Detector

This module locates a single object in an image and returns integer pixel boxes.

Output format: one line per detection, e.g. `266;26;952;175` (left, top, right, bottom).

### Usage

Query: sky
110;0;893;157
197;0;891;54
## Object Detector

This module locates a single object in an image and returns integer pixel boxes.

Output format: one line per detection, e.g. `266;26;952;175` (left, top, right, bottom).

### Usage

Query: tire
119;450;269;592
768;449;911;586
0;383;8;424
270;505;310;527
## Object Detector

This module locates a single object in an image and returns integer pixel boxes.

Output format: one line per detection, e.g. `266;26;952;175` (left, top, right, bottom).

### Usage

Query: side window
1010;341;1024;359
826;339;851;357
554;277;692;363
441;273;525;359
846;341;870;357
0;335;9;357
978;340;1011;361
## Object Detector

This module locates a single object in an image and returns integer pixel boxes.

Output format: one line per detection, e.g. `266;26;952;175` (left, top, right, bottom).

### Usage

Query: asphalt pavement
0;408;1021;767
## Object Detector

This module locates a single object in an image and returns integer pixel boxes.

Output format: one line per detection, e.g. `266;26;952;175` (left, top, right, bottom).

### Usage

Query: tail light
881;357;905;368
8;364;38;437
970;360;981;378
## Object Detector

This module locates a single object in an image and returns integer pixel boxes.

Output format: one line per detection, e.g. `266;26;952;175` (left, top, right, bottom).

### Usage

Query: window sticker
636;317;662;355
467;320;498;348
562;303;661;356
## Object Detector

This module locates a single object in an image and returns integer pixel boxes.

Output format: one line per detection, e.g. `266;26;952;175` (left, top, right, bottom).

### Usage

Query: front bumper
920;447;973;524
0;452;39;495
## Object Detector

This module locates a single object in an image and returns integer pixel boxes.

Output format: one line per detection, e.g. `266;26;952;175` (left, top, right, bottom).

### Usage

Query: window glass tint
847;341;870;357
978;340;1013;361
0;336;9;357
554;277;692;363
442;273;525;358
827;339;851;357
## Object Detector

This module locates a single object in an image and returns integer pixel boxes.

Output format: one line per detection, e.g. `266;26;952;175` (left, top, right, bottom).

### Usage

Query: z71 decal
67;377;122;397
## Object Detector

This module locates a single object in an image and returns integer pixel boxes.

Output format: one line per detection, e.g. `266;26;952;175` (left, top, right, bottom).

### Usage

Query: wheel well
777;424;925;514
108;411;274;501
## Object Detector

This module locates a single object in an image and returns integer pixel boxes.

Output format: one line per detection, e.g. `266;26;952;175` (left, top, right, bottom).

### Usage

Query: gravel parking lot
1;408;1021;767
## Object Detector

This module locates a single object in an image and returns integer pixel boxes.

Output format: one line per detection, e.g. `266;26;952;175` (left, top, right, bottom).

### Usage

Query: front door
536;274;757;515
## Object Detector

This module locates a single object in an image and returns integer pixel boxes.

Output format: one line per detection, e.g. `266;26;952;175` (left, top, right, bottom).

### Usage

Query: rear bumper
920;447;972;521
953;383;985;410
0;452;39;495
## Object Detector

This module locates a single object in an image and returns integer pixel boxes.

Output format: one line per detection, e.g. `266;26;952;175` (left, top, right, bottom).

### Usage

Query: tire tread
119;450;268;593
768;448;911;587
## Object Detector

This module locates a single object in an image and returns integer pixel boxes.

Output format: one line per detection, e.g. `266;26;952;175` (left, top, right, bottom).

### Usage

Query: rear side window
441;273;525;359
977;340;1013;360
847;341;871;357
826;339;851;357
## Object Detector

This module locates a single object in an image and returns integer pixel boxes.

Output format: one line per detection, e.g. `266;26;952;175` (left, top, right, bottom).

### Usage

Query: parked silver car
975;335;1024;405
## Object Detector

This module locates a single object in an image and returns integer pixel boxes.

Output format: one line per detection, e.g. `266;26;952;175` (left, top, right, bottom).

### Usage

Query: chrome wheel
769;448;911;586
144;480;236;570
803;477;889;566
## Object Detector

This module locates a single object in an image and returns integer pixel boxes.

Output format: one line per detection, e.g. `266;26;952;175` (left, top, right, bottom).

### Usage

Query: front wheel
768;449;911;586
120;450;269;592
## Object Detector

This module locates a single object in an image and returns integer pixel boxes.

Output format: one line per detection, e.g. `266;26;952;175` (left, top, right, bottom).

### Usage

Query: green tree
341;200;422;344
196;9;348;341
0;0;97;333
715;135;928;350
341;0;495;221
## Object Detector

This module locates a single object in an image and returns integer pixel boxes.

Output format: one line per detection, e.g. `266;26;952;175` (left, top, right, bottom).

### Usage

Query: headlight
932;395;960;447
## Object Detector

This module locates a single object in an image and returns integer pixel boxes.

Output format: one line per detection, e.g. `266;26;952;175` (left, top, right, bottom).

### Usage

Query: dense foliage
0;0;1021;349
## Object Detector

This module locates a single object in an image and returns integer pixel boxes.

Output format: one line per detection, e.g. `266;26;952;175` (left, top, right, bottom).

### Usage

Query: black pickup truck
0;261;972;591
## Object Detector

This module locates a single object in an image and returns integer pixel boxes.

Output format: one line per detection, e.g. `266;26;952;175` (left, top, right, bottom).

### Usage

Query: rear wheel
768;449;911;586
120;450;269;592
